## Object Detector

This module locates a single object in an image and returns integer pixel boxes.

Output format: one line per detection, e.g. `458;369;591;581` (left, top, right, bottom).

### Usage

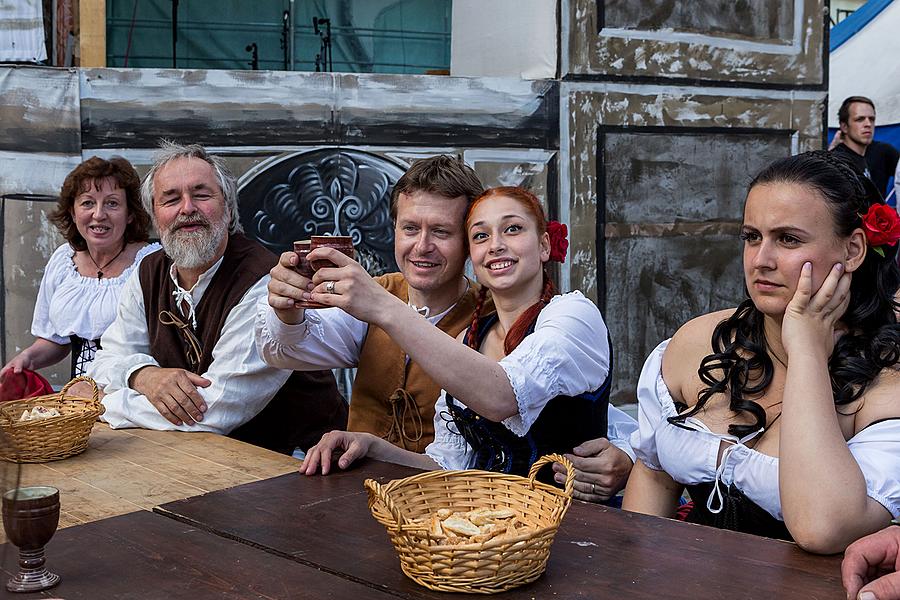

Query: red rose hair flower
861;203;900;257
547;221;568;263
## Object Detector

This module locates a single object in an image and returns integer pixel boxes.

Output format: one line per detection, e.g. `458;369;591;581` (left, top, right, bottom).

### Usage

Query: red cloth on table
0;369;53;401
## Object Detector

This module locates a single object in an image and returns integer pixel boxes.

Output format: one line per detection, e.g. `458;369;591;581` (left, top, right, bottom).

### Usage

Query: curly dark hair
49;156;151;252
672;150;900;438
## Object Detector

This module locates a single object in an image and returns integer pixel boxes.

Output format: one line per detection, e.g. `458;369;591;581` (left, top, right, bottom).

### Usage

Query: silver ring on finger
325;280;335;294
591;483;596;495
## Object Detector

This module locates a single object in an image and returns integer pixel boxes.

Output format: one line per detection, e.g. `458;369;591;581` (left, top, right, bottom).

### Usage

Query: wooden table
0;510;396;599
0;434;847;599
11;423;298;529
156;460;846;600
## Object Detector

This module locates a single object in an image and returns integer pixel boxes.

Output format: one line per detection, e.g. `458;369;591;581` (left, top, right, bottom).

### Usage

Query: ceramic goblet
309;235;355;270
293;240;326;309
1;486;61;592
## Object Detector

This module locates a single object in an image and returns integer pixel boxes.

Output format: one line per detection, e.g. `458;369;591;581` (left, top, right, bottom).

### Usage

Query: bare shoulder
662;309;735;400
854;366;900;432
665;309;734;360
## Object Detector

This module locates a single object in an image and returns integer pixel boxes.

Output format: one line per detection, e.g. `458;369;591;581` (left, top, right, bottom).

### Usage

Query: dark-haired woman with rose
299;186;612;477
623;150;900;554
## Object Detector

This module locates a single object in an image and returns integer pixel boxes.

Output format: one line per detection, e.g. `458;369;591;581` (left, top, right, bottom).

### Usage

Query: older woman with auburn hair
2;156;159;379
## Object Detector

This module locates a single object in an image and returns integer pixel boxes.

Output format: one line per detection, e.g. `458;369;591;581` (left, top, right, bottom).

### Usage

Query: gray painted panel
0;67;80;154
2;196;70;386
337;75;559;149
604;0;793;42
80;69;337;149
600;130;793;402
604;131;793;223
565;85;825;304
605;235;744;403
79;69;559;150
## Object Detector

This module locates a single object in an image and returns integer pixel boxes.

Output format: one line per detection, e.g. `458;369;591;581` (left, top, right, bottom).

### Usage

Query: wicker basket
365;453;574;594
0;377;104;463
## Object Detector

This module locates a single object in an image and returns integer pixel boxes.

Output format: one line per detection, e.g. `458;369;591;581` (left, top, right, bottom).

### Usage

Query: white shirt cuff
608;435;636;464
124;355;162;389
261;304;315;346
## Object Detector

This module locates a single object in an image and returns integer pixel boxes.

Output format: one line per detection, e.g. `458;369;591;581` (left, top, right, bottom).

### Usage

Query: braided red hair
467;286;490;350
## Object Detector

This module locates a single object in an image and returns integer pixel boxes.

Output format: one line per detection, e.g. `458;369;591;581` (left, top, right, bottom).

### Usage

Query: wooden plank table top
0;509;397;599
9;423;299;530
156;460;846;600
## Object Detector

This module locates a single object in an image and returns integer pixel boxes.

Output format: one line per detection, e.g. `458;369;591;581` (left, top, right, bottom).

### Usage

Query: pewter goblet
1;486;60;592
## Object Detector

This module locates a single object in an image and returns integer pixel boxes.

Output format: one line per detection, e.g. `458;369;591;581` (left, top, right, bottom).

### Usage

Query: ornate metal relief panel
238;149;406;276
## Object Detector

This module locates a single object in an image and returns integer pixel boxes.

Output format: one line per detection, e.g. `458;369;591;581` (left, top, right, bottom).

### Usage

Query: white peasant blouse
31;243;161;345
631;339;900;521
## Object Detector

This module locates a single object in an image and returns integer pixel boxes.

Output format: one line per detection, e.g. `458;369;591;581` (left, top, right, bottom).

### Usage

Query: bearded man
87;141;347;453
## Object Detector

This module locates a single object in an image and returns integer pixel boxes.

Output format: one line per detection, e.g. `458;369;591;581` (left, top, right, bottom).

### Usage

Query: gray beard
160;218;227;270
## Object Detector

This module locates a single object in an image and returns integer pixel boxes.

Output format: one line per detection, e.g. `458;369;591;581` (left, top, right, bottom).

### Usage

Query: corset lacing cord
707;427;764;515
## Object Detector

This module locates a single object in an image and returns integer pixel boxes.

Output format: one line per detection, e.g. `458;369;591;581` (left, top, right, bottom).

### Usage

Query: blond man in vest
256;155;637;502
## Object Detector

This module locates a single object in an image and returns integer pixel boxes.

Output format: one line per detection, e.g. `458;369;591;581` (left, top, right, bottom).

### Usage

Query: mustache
169;214;210;231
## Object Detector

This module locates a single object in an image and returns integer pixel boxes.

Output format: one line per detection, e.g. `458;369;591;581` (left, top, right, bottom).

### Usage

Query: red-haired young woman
299;187;613;479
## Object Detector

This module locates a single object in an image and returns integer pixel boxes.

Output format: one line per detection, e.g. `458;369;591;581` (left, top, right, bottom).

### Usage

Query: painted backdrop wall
1;0;828;401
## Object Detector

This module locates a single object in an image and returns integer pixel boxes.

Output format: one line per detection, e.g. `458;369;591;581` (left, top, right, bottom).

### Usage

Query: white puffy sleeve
848;419;900;519
30;245;72;345
255;299;368;370
630;339;672;471
424;390;473;470
607;405;638;463
498;292;611;436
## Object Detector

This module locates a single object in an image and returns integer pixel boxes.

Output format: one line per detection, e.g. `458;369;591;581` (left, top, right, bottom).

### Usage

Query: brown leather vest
139;234;347;454
347;273;486;453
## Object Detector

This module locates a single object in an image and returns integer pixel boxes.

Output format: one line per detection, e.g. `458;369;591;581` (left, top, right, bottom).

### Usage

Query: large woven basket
0;377;104;463
365;453;574;594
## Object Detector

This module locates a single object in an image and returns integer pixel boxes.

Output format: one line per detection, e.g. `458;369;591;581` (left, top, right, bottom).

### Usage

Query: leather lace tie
384;387;424;450
158;310;203;372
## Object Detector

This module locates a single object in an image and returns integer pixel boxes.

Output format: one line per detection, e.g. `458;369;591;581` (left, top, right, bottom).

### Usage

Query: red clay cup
292;240;315;279
309;235;355;271
292;240;325;309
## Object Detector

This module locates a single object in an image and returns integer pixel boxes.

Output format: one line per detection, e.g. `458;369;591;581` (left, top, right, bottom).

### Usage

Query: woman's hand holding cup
306;246;404;326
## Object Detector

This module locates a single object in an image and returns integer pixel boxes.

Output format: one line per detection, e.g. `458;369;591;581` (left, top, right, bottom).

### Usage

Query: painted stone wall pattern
603;0;794;41
564;0;825;85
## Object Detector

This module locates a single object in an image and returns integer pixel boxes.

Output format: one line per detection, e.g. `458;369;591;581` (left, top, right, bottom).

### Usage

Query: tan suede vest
347;273;485;453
